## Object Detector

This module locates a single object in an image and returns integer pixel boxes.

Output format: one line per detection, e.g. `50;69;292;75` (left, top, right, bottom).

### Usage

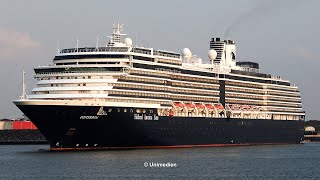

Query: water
0;143;319;179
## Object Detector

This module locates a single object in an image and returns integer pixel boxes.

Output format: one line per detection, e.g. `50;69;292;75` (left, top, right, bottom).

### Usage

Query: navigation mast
20;70;27;100
107;23;126;47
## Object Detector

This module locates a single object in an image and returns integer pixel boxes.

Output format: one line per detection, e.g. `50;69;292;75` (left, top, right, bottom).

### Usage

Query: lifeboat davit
169;109;174;116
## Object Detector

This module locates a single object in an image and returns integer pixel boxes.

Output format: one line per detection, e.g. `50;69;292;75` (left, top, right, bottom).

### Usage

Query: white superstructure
17;23;305;121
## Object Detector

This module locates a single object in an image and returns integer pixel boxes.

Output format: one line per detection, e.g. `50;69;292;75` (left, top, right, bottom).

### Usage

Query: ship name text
80;116;99;119
134;114;159;120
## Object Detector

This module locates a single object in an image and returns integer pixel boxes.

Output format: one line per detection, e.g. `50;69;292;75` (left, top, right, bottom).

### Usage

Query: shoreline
0;129;48;144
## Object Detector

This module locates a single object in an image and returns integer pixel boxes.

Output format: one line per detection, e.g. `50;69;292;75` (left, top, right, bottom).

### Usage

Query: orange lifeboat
241;105;251;111
195;103;205;109
230;104;240;110
174;102;185;108
184;103;195;110
214;104;224;110
205;104;216;111
251;106;260;111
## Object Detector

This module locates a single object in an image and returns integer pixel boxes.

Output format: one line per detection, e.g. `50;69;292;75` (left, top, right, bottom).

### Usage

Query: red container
12;121;38;130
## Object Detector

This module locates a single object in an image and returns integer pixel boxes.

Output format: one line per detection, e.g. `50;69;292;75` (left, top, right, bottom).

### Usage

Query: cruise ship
13;23;305;150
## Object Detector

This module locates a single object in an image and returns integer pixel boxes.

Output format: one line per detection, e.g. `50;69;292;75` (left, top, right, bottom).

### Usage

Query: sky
0;0;319;120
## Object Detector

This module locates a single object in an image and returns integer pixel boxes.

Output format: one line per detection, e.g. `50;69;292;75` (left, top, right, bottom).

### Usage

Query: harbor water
0;143;319;179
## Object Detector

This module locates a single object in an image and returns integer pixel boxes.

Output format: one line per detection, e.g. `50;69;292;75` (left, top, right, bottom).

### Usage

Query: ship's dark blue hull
16;105;304;150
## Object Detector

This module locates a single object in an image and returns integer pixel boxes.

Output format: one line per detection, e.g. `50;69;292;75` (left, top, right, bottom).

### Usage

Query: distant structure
304;126;317;135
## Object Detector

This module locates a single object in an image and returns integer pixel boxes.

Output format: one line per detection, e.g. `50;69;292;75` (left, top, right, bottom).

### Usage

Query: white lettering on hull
134;114;144;120
134;114;159;120
80;116;99;119
144;115;153;120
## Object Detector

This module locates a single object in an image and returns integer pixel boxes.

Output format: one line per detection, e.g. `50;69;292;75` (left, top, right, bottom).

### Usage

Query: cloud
0;27;41;59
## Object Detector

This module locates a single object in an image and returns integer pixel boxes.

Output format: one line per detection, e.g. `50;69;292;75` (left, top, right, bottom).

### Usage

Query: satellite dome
182;48;192;58
305;126;316;132
208;49;217;60
124;38;133;47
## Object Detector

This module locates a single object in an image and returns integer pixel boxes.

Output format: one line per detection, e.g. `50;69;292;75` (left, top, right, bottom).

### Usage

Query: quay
304;134;320;142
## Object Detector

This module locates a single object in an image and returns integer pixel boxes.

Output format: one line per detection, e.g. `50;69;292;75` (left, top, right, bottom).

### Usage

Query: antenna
76;36;79;52
20;70;27;100
96;35;99;50
57;40;60;54
134;32;139;47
